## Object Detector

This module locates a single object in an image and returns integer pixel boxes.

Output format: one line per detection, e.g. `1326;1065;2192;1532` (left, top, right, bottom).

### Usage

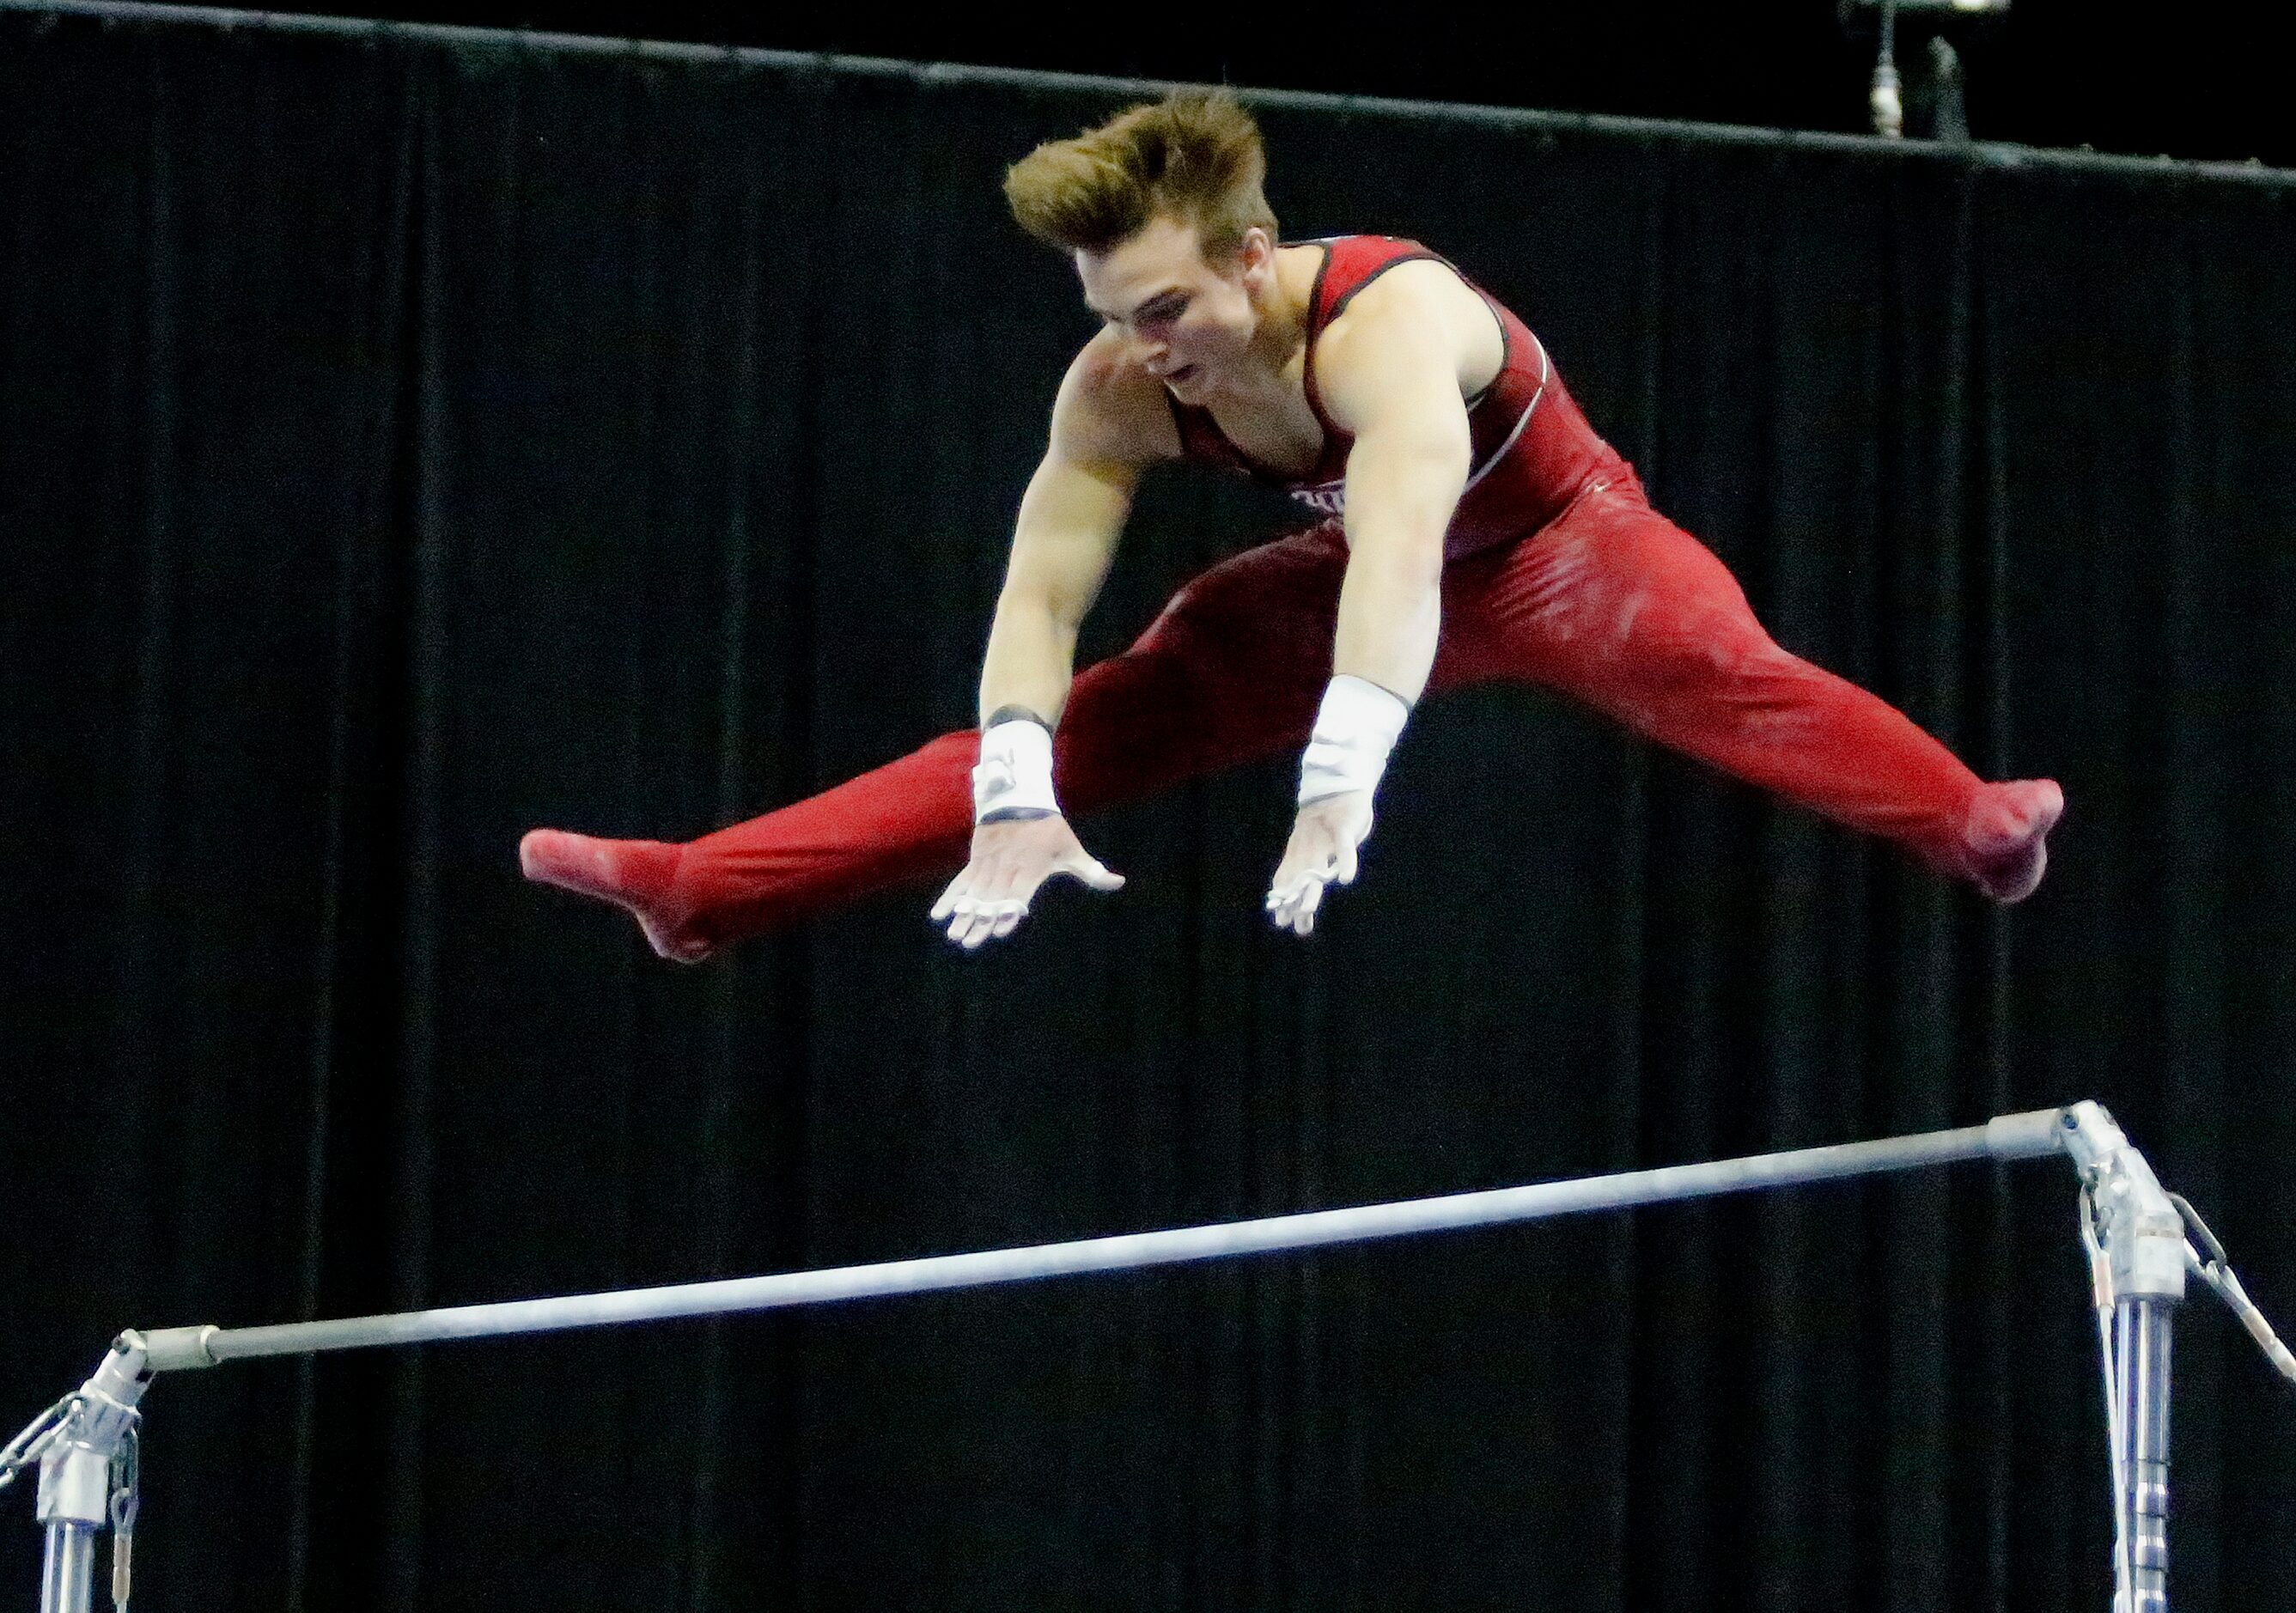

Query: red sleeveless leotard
1166;234;1623;559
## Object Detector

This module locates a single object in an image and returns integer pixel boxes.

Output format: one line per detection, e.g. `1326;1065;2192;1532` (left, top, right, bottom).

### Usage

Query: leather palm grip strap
973;717;1060;822
1297;674;1410;806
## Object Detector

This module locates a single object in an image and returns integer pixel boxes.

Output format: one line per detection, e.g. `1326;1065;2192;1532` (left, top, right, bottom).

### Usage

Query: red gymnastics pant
558;469;2042;955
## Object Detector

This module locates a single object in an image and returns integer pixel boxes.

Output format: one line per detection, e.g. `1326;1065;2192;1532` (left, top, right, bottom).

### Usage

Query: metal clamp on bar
2062;1101;2187;1303
32;1340;154;1613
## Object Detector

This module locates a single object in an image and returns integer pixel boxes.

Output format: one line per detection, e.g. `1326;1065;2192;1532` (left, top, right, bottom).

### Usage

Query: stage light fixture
1841;0;2008;138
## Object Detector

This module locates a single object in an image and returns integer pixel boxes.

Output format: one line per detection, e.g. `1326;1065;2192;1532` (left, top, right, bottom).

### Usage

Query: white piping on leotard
1460;332;1548;495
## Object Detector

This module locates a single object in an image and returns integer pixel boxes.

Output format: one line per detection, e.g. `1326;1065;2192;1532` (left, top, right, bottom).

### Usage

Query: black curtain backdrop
3;11;2294;1612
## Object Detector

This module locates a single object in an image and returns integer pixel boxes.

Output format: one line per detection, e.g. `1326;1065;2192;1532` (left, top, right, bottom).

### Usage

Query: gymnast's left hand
1264;790;1375;937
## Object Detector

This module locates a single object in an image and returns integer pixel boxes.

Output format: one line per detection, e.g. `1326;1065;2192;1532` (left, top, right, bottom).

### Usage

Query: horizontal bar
3;0;2289;186
131;1108;2068;1371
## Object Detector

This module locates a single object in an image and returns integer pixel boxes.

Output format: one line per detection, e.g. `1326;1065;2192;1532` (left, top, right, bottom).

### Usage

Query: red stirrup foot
518;829;713;962
1960;779;2063;904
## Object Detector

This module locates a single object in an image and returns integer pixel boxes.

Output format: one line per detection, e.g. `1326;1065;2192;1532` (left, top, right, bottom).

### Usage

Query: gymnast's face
1077;215;1277;404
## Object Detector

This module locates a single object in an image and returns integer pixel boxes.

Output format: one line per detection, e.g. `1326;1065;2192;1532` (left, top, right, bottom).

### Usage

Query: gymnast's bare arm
1264;264;1479;934
929;334;1179;948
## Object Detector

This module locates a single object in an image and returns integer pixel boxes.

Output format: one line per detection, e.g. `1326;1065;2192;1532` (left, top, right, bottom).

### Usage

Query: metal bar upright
38;1519;96;1613
2116;1296;2174;1613
2062;1102;2187;1613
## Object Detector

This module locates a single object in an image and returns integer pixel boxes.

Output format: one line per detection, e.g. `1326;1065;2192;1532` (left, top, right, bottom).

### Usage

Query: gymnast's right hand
931;813;1124;949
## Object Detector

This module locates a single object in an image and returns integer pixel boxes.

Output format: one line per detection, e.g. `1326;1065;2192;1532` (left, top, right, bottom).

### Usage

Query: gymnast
520;90;2061;955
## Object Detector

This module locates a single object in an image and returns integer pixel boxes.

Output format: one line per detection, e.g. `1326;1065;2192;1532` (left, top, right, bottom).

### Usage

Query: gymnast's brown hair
1003;91;1280;261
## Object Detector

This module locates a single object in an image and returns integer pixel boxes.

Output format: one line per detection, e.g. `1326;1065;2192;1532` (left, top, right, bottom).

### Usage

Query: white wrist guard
1297;674;1410;806
973;716;1060;822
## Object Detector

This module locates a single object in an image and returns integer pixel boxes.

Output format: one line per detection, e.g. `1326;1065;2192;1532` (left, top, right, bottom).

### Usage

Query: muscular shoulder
1313;259;1502;428
1050;328;1181;469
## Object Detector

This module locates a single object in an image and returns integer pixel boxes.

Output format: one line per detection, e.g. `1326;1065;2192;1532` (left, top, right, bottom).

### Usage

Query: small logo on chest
1290;481;1346;517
